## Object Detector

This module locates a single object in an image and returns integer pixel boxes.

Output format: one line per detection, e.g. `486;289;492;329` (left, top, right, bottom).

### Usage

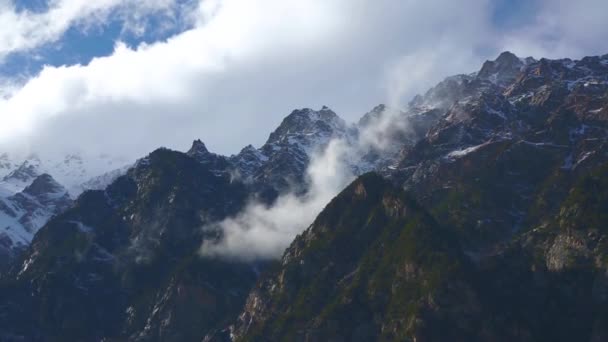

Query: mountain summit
265;106;347;146
477;50;534;86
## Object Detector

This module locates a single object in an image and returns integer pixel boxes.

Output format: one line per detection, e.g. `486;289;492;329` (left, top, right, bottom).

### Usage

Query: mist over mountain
0;51;607;341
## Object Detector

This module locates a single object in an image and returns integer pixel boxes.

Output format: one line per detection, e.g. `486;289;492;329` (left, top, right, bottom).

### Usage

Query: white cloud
0;0;346;156
200;103;419;261
0;0;606;164
384;45;483;109
200;137;356;261
0;0;180;59
499;0;608;59
0;0;494;158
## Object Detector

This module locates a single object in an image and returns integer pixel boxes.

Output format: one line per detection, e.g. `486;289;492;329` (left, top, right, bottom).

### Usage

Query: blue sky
1;0;196;80
14;0;49;13
0;0;541;80
0;0;606;160
492;0;539;29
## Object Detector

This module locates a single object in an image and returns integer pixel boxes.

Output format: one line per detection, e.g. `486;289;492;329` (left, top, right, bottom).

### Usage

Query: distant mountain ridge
0;173;71;267
0;153;132;262
0;153;131;196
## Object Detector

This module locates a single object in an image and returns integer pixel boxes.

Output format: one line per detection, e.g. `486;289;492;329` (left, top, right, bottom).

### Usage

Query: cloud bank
0;0;606;161
0;0;183;59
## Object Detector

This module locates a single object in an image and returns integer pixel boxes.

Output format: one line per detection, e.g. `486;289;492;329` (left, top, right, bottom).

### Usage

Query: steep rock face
221;165;608;342
234;106;350;200
469;163;608;342
230;145;267;182
477;51;533;87
355;104;443;174
389;52;608;252
187;140;233;176
265;106;347;147
227;174;483;342
0;148;256;341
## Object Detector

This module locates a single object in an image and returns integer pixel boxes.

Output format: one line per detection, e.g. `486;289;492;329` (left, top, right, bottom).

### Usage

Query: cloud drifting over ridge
0;0;606;161
0;0;347;157
200;104;414;261
201;139;355;261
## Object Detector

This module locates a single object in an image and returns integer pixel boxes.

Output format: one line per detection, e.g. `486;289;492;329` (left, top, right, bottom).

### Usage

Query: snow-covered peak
47;153;130;196
234;144;268;163
0;174;72;254
477;51;529;86
229;144;269;181
4;156;41;181
22;174;69;202
358;104;389;127
0;153;19;179
505;54;608;100
78;166;131;193
0;157;42;195
417;74;477;109
265;106;347;146
0;152;132;197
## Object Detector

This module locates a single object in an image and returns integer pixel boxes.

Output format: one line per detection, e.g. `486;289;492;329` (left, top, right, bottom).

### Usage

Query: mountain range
0;51;607;341
0;153;131;265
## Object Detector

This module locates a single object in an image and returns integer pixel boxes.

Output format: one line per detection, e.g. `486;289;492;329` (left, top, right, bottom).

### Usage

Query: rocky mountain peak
229;145;268;182
358;104;388;127
3;157;40;182
187;139;210;156
477;51;530;86
234;144;266;162
0;173;72;257
185;140;231;176
22;174;66;198
240;144;257;153
0;156;43;195
495;50;520;64
265;107;347;145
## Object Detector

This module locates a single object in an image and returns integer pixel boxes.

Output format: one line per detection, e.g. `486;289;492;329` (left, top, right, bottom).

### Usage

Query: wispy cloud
500;0;608;58
200;103;417;261
200;138;355;260
0;0;184;60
